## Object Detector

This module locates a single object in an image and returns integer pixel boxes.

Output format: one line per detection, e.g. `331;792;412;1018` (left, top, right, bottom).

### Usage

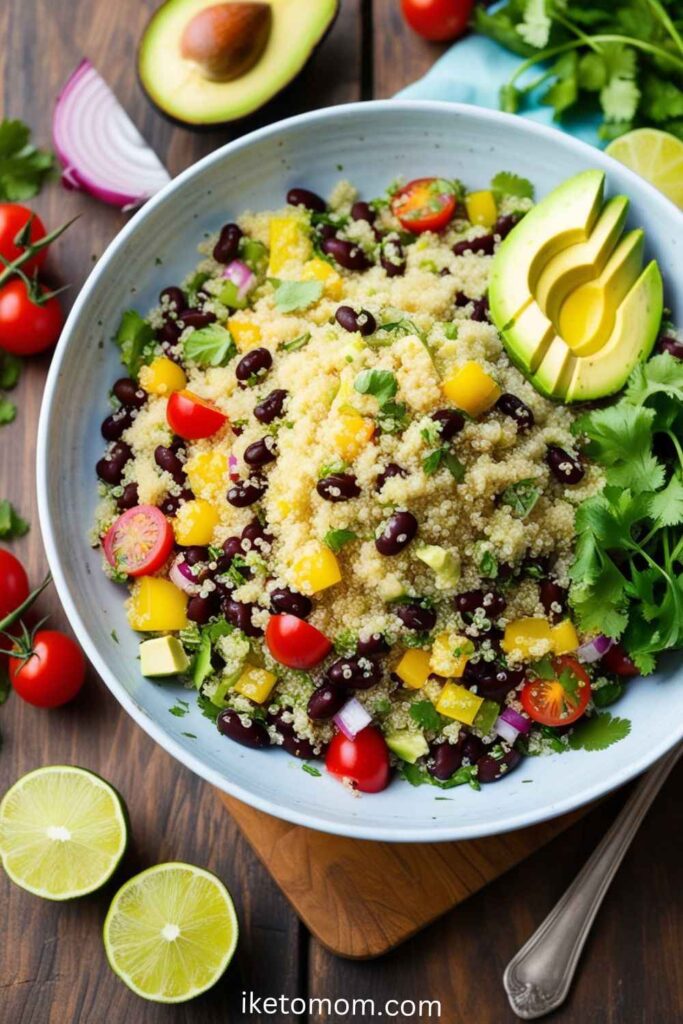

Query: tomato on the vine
0;204;47;275
0;279;64;356
401;0;474;42
326;726;391;793
521;655;591;727
0;549;29;622
391;177;458;233
8;629;86;708
265;614;332;670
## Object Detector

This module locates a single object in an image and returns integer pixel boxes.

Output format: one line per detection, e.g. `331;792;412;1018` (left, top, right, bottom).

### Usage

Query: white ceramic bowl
37;101;683;841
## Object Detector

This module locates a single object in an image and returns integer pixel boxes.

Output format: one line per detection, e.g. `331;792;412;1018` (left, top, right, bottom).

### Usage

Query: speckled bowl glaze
37;101;683;841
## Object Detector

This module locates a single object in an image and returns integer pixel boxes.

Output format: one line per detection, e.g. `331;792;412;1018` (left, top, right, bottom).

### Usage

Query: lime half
606;128;683;209
0;765;128;900
103;862;238;1003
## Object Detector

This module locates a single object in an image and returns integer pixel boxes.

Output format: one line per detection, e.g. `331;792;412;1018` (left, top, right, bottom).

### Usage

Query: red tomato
601;643;639;677
0;279;64;356
9;630;85;708
0;204;47;275
391;177;458;233
166;389;228;440
103;505;174;577
265;614;332;670
0;548;29;622
401;0;473;41
521;656;591;727
326;726;391;793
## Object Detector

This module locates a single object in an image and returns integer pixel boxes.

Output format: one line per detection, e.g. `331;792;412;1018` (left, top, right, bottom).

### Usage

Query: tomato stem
0;218;79;290
0;572;52;633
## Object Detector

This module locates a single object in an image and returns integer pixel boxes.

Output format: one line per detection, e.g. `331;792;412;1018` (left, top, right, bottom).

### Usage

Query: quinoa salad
93;170;683;795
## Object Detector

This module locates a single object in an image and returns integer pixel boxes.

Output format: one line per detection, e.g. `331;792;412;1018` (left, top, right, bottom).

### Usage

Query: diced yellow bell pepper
292;545;342;595
185;451;229;500
442;361;501;417
173;499;219;546
234;665;278;704
268;215;312;275
429;632;471;678
502;617;553;659
395;649;432;690
229;319;262;351
331;413;375;461
465;190;498;228
138;356;187;396
436;682;484;725
302;258;344;300
551;619;579;655
128;577;188;632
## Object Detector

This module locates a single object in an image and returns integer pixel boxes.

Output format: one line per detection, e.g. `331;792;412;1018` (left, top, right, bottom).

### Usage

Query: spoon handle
503;741;683;1020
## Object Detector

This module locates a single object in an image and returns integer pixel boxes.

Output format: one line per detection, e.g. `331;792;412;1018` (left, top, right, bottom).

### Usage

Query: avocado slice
139;0;339;127
140;636;190;677
415;544;460;589
386;730;429;764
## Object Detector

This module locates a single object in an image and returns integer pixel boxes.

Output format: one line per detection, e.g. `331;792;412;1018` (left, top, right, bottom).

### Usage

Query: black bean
351;200;375;223
335;305;377;336
327;656;381;690
101;407;133;441
539;579;567;623
375;462;407;493
316;223;336;241
184;546;209;566
546;445;585;484
156;319;183;345
241;519;273;552
316;473;360;502
474;667;525;704
462;734;485;764
244;436;277;468
356;633;390;658
432;408;465;441
159;286;186;315
455;589;506;619
477;748;522;783
428;739;464;781
454;291;472;307
270;587;312;619
494;213;520;239
380;235;406;277
395;602;436;632
287;187;326;213
254;388;288;424
217;708;270;748
178;309;216;330
155;444;185;484
658;335;683;360
159;486;193;517
113;377;146;409
235;346;272;383
96;442;132;485
213;223;243;264
222;598;262;637
496;393;535;431
222;535;245;561
117;482;139;511
470;297;489;322
452;234;495;256
375;511;418;556
227;477;267;507
187;593;218;625
214;551;251;578
322;236;372;271
308;683;347;721
267;709;322;758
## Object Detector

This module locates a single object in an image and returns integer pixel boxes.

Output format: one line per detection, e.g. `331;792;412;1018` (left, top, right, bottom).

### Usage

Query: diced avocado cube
140;636;190;678
415;544;460;588
386;730;430;764
473;699;500;736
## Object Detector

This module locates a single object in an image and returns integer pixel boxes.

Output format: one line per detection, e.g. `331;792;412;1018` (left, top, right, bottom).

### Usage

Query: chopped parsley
281;332;311;353
302;763;322;777
324;528;358;553
422;447;466;481
568;711;632;751
169;700;190;718
409;700;442;732
500;478;541;518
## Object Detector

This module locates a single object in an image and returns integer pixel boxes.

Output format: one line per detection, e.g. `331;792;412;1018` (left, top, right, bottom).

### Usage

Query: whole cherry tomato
265;614;332;669
0;548;29;622
326;726;391;793
0;204;47;275
0;279;64;356
9;629;86;708
401;0;474;42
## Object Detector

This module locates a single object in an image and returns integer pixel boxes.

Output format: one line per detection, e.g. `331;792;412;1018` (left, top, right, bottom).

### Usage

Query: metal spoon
503;741;683;1019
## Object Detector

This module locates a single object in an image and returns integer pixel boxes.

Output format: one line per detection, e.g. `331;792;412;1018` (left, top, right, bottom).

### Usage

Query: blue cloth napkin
397;29;602;149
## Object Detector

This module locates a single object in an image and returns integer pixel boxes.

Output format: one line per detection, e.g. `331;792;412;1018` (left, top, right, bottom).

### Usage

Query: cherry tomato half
521;655;591;728
265;614;332;670
326;726;391;793
0;279;64;356
0;204;47;275
0;548;29;622
103;505;174;577
391;177;458;233
401;0;474;41
166;389;228;440
601;643;639;677
9;630;85;708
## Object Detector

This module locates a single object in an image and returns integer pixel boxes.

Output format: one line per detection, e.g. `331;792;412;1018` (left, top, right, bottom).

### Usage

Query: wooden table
1;2;681;1021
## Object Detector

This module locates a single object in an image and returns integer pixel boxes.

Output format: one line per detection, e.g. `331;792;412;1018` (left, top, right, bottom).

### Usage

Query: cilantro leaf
647;473;683;528
271;279;323;313
183;324;237;367
490;170;535;201
323;528;357;553
0;396;16;426
516;0;551;49
0;353;21;390
354;369;398;406
114;310;155;379
500;478;541;518
568;712;631;752
0;500;29;540
0;118;54;201
573;403;664;494
409;700;442;732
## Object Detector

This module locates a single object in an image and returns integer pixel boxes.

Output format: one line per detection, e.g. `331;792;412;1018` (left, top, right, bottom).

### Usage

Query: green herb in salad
271;279;324;313
113;310;155;379
183;324;236;367
0;500;29;540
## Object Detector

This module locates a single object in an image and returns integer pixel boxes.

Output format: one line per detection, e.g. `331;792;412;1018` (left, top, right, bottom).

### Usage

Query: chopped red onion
333;698;371;740
53;60;170;210
577;634;614;664
496;706;532;745
495;717;521;745
169;555;200;595
228;454;240;482
223;260;256;300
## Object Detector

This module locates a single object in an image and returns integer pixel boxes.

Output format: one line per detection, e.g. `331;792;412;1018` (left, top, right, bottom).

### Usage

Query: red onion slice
223;260;256;299
496;706;532;744
577;634;614;664
333;698;371;740
53;60;170;210
169;555;201;595
495;717;521;745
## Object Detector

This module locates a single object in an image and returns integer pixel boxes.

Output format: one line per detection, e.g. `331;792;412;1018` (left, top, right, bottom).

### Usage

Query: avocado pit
180;2;272;82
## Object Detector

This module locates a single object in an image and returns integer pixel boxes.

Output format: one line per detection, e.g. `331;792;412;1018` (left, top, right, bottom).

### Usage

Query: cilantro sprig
0;119;54;201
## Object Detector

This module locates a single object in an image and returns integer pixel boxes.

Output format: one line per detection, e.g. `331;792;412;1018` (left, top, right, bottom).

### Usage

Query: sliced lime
606;128;683;209
103;862;238;1003
0;765;128;899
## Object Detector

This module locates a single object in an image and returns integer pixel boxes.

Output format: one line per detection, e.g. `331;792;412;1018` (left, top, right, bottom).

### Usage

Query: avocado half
488;170;664;402
139;0;339;127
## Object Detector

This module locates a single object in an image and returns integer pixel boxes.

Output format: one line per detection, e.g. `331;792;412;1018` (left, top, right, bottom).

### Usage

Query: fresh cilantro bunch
0;119;54;200
475;0;683;141
569;353;683;672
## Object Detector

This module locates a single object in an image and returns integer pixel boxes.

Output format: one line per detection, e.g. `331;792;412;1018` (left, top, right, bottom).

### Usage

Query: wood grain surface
1;2;682;1022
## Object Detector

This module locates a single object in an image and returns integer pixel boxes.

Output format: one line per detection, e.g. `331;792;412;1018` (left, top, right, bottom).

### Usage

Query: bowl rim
37;98;683;842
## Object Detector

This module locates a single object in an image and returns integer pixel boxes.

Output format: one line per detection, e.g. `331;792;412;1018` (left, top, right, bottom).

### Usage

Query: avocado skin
137;0;340;131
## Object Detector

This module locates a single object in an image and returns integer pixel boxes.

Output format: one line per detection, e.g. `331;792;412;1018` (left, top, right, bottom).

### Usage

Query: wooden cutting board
219;793;588;959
